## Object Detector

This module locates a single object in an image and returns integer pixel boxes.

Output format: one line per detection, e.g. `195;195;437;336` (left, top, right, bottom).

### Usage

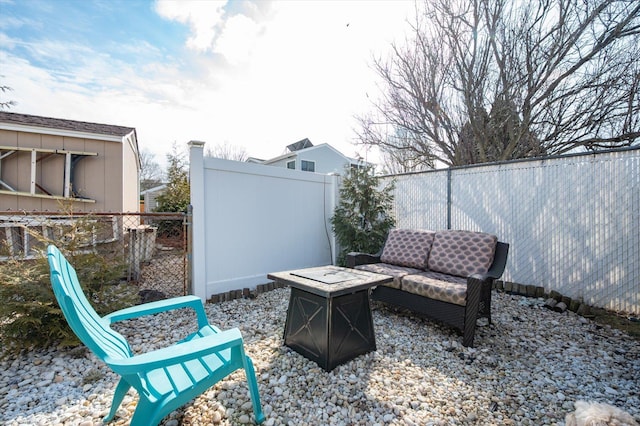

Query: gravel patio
1;286;638;426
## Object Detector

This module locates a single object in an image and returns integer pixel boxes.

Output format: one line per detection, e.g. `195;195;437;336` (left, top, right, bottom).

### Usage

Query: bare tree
139;149;164;191
357;0;640;168
0;77;16;110
205;142;248;161
377;129;435;174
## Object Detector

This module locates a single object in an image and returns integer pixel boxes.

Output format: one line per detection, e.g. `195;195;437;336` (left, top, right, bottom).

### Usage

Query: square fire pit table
267;265;392;371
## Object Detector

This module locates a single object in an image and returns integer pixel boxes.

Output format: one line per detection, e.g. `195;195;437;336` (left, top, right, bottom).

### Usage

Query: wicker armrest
467;272;494;285
487;242;509;279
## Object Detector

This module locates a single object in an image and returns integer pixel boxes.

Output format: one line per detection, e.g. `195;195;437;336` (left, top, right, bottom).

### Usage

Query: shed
0;112;140;212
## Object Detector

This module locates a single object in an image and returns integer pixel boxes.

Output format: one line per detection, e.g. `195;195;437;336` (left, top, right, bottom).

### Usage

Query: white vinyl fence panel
384;148;640;315
190;142;338;300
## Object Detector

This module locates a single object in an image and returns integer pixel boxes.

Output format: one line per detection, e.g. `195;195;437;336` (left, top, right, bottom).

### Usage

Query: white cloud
3;0;416;167
214;13;263;66
192;1;414;159
155;0;227;52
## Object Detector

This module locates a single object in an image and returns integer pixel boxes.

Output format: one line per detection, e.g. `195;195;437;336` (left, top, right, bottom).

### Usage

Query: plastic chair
47;245;265;425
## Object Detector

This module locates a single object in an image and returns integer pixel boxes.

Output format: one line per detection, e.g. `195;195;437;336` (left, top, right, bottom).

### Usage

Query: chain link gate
0;211;191;298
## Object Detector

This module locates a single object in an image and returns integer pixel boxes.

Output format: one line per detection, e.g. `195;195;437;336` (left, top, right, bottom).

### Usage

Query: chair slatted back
47;245;132;361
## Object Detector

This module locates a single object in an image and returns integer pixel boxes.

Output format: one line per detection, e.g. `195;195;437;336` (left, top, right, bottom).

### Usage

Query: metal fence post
447;168;452;230
185;206;193;296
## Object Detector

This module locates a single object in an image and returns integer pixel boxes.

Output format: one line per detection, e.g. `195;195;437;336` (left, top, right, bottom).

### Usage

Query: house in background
248;138;366;174
140;184;166;212
0;112;140;212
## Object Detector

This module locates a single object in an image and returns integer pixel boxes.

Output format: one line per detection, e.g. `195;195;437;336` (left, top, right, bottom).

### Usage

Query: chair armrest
104;295;209;329
346;252;381;268
107;328;244;375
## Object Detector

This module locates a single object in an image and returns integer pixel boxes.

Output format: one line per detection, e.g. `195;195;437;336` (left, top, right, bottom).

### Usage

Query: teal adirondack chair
47;245;265;425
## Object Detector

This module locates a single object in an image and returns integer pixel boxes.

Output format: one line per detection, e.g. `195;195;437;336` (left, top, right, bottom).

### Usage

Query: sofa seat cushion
354;263;422;289
379;229;435;269
402;271;468;306
428;230;497;278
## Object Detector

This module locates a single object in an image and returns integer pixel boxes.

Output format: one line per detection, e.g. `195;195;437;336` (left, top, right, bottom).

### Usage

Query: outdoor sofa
347;229;509;347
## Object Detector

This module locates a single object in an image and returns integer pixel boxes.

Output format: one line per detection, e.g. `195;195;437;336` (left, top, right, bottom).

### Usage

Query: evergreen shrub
0;213;139;357
331;165;396;265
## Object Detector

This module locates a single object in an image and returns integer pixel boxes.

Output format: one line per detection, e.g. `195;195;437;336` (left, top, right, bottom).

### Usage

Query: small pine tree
0;207;139;356
155;146;190;213
331;165;395;265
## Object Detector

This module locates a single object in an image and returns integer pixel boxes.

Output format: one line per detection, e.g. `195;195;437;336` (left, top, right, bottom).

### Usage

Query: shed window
301;160;315;172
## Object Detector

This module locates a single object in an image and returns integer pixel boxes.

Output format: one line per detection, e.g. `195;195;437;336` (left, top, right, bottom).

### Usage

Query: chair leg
463;277;484;347
104;379;131;422
242;355;265;424
462;312;477;347
479;281;493;323
129;399;162;426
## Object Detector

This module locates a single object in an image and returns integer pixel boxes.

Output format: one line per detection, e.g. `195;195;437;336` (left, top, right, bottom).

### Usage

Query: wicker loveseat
347;229;509;347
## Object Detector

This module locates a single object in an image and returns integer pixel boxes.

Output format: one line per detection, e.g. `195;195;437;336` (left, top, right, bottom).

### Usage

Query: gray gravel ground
1;287;639;426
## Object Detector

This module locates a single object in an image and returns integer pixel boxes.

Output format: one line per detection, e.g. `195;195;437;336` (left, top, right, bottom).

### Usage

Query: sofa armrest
487;241;509;279
467;272;498;328
467;272;494;288
346;252;381;268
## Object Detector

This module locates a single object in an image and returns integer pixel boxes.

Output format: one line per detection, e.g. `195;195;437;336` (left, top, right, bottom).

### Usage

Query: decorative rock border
210;280;596;318
493;280;592;316
207;281;287;304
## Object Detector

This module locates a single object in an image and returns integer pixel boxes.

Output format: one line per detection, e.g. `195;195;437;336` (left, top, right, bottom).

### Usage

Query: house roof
262;142;360;165
0;112;136;138
141;184;167;196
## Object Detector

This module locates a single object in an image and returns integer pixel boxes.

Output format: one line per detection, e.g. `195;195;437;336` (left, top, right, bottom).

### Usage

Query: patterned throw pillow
379;229;435;269
427;230;497;277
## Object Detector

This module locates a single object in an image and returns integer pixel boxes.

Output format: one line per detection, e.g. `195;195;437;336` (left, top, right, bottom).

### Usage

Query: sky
0;0;417;169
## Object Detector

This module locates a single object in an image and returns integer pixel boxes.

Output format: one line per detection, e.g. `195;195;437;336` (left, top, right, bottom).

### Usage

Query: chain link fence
0;211;190;298
381;147;640;315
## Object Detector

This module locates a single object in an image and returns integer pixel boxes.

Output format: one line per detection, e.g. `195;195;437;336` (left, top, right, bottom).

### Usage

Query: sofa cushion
428;230;497;278
379;229;435;269
354;263;421;289
402;271;468;306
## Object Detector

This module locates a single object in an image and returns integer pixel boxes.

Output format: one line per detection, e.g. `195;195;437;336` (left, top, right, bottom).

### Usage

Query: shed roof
0;112;135;138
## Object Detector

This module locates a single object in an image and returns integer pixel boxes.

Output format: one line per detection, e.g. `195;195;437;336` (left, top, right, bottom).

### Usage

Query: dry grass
591;308;640;341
